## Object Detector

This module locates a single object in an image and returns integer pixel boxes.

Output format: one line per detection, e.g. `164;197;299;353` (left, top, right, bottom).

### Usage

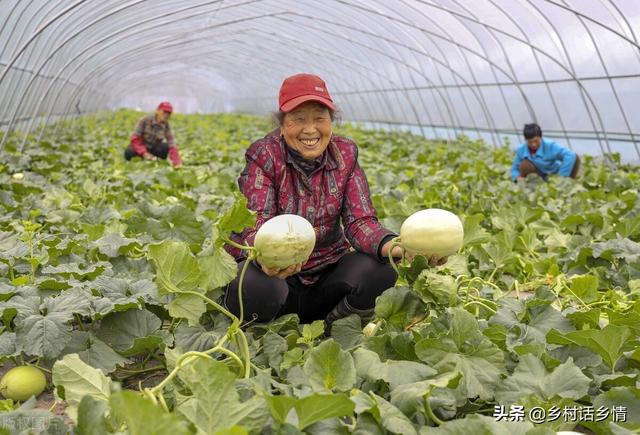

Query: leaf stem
237;252;254;325
221;236;257;253
387;237;402;275
464;300;496;314
423;389;445;426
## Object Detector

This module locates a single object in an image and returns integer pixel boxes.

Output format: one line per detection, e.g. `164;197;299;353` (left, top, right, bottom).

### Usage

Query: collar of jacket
280;134;340;172
151;114;167;126
524;137;550;158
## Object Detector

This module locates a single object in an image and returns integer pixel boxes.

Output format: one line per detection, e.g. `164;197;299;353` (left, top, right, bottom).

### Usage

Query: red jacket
130;114;181;166
226;130;394;284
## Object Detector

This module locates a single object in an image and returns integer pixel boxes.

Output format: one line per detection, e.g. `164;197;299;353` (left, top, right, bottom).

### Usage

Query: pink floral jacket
226;130;394;284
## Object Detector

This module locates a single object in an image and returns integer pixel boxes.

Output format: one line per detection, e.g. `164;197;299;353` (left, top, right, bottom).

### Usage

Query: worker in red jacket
224;73;447;334
124;102;182;167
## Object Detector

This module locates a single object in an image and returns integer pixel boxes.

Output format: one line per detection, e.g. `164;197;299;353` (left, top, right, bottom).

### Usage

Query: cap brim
280;95;336;112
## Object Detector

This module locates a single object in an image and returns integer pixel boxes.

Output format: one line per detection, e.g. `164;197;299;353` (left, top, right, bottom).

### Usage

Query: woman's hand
257;258;303;279
380;240;447;267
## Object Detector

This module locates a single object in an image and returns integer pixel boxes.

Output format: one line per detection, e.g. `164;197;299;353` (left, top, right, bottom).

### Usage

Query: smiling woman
223;73;446;334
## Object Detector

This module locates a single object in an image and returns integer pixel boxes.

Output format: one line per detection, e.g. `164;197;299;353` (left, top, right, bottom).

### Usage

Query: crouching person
224;73;445;335
124;101;182;167
511;123;580;182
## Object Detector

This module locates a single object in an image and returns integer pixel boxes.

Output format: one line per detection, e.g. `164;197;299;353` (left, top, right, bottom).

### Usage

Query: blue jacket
511;138;577;181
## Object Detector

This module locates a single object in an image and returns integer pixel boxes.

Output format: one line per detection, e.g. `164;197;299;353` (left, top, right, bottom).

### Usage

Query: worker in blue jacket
511;123;580;182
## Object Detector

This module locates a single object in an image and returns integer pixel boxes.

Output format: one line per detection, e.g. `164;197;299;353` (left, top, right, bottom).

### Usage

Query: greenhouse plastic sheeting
1;0;639;162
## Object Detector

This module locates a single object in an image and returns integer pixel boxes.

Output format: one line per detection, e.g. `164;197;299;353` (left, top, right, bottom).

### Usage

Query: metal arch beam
485;0;576;150
3;0;266;149
0;0;35;58
42;9;448;143
400;0;506;145
341;0;574;149
329;1;547;142
45;19;389;135
2;0;245;143
74;43;375;130
0;0;135;126
0;0;68;121
68;29;405;128
396;0;493;142
47;3;524;146
447;0;523;143
283;10;524;142
554;0;639;160
367;0;457;139
0;0;89;82
275;12;486;138
390;0;615;155
46;27;396;142
522;0;603;153
542;0;640;51
606;0;639;46
28;0;496;141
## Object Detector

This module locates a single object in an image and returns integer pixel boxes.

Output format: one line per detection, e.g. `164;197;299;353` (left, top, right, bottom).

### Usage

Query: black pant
224;251;397;323
124;142;169;161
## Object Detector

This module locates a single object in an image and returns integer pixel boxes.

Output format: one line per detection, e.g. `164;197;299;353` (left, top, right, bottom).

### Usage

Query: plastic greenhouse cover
0;0;638;162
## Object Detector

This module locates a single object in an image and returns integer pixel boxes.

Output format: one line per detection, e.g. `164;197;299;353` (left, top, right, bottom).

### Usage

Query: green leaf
546;325;633;370
415;308;505;400
591;387;640;429
428;413;535;434
592;238;640;262
173;320;227;353
354;348;437;390
357;392;418;435
177;358;268;434
168;293;207;326
0;405;69;434
77;337;131;374
148;205;205;246
495;355;590;404
110;390;192;435
0;332;18;360
41;287;93;321
300;320;325;342
197;247;238;290
569;274;599;303
52;353;112;422
265;395;297;424
262;331;288;373
331;314;364;349
216;193;256;240
91;233;137;257
462;214;490;246
389;371;461;416
92;276;157;311
148;240;201;294
303;339;356;392
489;298;573;348
374;286;427;331
413;270;458;307
76;395;111;435
16;312;72;358
295;394;355;430
96;309;164;356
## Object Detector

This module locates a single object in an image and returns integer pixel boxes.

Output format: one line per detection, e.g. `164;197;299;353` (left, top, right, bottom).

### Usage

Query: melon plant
0;366;46;402
398;208;464;257
254;214;316;269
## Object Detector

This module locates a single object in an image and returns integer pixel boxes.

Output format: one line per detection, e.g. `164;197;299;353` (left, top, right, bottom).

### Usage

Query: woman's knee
338;252;398;296
224;261;289;322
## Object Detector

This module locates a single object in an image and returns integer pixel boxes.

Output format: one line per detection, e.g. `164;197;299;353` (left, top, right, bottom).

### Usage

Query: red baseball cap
278;73;336;112
157;101;173;113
